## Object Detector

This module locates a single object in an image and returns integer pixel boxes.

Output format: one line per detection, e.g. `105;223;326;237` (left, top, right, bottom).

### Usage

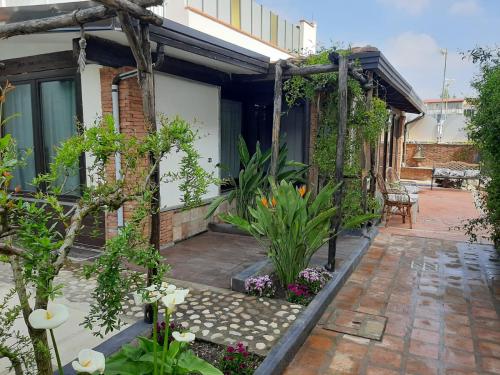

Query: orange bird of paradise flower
261;197;269;208
298;185;306;197
271;197;277;207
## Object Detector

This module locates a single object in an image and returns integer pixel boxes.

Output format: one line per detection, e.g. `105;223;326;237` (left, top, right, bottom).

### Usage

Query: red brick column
99;67;172;246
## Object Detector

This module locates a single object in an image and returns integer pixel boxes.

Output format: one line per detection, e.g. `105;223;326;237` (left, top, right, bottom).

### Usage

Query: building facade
401;98;478;180
0;2;423;251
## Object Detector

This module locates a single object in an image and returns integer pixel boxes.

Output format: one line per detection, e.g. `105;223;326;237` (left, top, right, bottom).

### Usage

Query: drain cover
323;309;387;341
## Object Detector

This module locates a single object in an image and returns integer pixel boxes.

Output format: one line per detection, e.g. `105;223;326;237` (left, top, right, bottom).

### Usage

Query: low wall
401;167;433;181
160;199;232;247
405;143;478;167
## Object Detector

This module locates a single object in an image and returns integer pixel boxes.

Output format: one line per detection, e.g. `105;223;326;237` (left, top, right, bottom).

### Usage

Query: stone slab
322;309;387;341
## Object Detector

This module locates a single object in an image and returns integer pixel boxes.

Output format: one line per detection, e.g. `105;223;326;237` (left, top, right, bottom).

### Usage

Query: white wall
0;33;75;60
300;20;317;55
187;9;292;62
154;72;220;209
80;64;103;186
407;114;469;143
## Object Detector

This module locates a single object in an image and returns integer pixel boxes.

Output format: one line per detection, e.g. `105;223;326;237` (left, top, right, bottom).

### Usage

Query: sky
258;0;500;100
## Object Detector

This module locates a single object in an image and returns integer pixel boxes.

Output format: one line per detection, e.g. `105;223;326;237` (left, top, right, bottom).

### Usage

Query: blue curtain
40;80;79;195
220;99;242;179
3;84;36;192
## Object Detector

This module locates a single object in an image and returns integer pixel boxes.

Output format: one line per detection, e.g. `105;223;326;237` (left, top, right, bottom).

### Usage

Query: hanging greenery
284;48;388;226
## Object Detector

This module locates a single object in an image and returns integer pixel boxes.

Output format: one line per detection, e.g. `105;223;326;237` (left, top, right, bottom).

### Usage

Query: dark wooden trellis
268;52;374;270
0;0;166;323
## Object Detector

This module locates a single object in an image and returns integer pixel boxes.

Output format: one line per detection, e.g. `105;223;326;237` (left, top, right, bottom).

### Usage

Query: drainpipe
402;113;425;167
111;70;138;229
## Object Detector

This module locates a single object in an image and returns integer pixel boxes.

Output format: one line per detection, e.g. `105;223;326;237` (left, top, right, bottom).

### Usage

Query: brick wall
100;66;230;247
100;67;152;241
405;143;477;167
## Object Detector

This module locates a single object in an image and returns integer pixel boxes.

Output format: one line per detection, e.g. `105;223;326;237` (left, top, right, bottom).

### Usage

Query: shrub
244;275;276;298
221;181;337;287
297;267;332;294
220;342;257;375
286;283;312;305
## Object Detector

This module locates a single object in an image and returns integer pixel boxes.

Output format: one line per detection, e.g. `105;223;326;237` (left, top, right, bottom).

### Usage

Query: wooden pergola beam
94;0;163;26
0;0;162;39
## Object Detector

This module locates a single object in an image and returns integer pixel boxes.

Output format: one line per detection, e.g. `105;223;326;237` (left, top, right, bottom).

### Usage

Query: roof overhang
0;1;270;75
351;50;425;114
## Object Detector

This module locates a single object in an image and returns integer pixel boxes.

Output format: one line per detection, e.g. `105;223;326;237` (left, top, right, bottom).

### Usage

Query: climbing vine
284;48;388;225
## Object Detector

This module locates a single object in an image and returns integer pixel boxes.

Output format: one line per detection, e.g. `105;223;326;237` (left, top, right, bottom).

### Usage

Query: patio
285;188;500;374
160;230;370;290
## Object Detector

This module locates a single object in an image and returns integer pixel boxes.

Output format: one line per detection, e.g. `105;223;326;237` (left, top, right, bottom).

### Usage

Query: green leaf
177;351;223;375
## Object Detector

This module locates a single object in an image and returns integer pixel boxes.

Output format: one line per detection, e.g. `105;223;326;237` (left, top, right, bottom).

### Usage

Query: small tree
461;47;500;250
0;82;211;374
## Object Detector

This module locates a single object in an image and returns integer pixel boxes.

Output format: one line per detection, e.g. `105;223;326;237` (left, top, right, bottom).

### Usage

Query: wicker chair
377;172;418;228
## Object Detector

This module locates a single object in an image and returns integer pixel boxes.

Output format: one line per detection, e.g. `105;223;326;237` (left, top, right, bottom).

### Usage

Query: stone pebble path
122;279;304;355
0;263;303;356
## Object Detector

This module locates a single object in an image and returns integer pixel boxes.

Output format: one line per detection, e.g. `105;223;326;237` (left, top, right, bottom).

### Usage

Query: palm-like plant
221;181;337;286
207;136;307;221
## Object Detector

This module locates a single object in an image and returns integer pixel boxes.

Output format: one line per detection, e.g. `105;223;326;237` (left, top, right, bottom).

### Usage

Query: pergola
0;1;402;283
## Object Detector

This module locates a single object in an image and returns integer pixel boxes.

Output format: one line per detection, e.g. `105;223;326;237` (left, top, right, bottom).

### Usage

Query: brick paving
286;233;500;375
384;187;487;243
285;232;500;375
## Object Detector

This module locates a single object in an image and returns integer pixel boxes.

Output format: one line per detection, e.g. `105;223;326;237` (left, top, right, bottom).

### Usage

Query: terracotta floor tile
444;322;472;337
444;334;474;352
478;340;500;359
368;346;402;369
481;356;500;373
406;356;439;375
304;334;335;351
328;353;361;374
409;339;439;360
444;347;476;368
445;369;479;375
444;314;470;326
374;334;405;352
414;317;440;331
365;366;399;375
411;328;441;345
471;306;498;319
335;338;369;359
293;347;328;368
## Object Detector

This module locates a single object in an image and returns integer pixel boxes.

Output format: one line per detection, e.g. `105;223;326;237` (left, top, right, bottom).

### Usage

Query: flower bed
244;267;332;306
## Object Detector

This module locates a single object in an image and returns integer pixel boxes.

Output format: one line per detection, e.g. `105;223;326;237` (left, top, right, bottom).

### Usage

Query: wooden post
362;72;374;228
118;15;160;323
270;60;284;179
326;54;348;271
307;91;321;197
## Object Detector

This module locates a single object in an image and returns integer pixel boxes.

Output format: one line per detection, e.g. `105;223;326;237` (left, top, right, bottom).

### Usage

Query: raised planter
208;222;251;236
254;227;378;375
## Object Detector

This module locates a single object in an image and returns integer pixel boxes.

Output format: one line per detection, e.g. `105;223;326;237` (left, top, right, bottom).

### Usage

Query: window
2;76;81;196
220;99;242;183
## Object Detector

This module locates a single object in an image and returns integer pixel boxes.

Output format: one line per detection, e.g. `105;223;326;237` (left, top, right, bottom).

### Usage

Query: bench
431;161;481;190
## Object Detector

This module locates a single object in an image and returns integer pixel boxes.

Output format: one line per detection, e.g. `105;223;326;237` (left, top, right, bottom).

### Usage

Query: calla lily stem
160;310;170;375
152;303;158;375
49;329;63;375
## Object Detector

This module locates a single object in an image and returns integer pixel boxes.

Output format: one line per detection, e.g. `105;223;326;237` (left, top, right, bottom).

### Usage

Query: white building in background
407;98;475;144
0;0;317;60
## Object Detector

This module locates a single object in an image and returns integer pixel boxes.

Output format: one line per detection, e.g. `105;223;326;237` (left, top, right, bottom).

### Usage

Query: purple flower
227;346;235;353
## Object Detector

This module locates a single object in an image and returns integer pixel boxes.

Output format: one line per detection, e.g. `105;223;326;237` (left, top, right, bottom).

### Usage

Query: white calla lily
172;331;195;343
161;289;189;312
72;349;105;374
160;282;177;294
28;303;69;330
132;288;162;306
